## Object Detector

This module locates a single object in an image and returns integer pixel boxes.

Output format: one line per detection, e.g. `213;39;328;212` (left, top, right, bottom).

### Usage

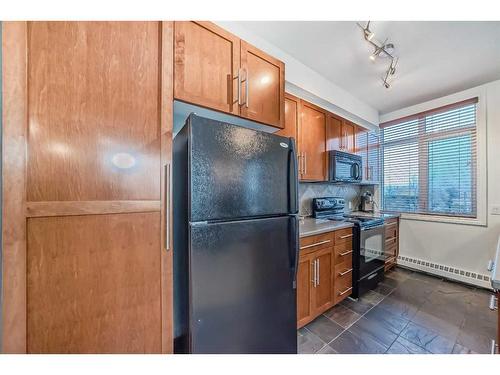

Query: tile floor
298;267;497;354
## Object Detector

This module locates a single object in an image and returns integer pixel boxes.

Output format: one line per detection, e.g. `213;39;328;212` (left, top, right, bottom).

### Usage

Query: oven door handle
360;224;385;231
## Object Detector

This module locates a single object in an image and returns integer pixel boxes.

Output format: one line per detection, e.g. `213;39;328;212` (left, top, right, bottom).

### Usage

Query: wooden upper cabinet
174;21;239;114
342;120;356;153
240;40;285;128
299;101;327;181
277;93;299;139
355;126;369;180
173;22;285;128
326;114;342;152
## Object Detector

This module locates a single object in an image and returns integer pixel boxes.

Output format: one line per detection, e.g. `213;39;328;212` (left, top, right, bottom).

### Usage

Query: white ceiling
238;21;500;114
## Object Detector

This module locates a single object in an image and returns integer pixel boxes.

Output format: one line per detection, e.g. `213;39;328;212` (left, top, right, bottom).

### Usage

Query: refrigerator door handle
288;138;299;214
289;216;299;289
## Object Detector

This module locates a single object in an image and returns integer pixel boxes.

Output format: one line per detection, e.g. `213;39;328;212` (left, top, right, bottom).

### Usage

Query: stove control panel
312;197;345;211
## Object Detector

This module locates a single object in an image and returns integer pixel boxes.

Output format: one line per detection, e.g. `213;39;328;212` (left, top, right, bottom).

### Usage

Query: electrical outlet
348;201;352;210
492;205;500;215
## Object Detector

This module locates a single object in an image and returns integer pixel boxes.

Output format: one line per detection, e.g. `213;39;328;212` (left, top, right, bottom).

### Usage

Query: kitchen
1;2;500;369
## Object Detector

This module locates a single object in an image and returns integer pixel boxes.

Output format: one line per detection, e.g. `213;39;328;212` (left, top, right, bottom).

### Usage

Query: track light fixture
356;21;399;89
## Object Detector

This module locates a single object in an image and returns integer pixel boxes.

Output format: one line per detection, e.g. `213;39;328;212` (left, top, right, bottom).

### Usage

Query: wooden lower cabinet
297;228;353;328
296;252;315;328
312;247;335;315
384;218;400;271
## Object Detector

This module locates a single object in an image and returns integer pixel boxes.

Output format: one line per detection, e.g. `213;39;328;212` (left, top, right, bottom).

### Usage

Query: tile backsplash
298;183;362;216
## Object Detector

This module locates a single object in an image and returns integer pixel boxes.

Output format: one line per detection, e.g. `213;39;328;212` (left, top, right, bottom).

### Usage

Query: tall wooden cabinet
2;21;173;353
174;21;285;128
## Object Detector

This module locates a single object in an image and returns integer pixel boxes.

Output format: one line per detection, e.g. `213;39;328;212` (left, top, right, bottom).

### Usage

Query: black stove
312;197;386;299
312;198;384;229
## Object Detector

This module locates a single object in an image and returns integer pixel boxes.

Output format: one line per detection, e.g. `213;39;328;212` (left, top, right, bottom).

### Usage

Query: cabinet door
296;253;314;328
174;21;239;114
240;40;285;128
18;21;172;354
326;114;342;152
355;126;369;180
312;247;334;315
342;121;356;153
299;101;327;181
367;131;380;182
277;93;299;140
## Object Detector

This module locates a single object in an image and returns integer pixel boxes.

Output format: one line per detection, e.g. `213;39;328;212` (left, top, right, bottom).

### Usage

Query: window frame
379;89;487;227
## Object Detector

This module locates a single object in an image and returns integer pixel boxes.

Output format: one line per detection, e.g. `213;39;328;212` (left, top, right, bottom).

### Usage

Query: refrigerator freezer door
188;115;298;222
188;216;298;353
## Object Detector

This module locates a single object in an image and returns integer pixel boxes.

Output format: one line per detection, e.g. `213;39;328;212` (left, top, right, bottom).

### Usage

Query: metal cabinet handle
311;260;316;287
297;154;302;175
338;287;353;296
489;295;498;311
487;260;495;271
237;69;242;106
300;239;331;250
316;259;320;285
339;234;353;239
385;238;395;243
386;222;398;227
303;152;307;175
339;250;353;256
491;339;498;354
245;69;249;108
339;268;353;276
165;163;171;251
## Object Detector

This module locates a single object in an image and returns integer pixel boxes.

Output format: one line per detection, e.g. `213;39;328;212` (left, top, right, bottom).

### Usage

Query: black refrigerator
173;114;299;354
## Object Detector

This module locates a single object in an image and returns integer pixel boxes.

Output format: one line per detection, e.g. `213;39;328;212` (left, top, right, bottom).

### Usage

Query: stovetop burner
312;197;385;229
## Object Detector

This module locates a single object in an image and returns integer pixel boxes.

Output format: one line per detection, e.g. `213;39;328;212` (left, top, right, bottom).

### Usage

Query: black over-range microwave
328;150;362;183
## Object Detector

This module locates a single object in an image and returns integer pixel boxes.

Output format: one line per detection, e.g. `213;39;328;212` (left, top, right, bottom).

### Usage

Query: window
380;98;477;218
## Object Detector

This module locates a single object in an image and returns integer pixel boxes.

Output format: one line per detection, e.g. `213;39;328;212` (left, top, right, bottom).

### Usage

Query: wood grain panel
342;120;356;153
174;21;239;114
27;22;161;202
326;113;342;152
1;21;28;353
160;21;174;354
296;253;313;328
312;247;334;314
276;93;299;140
240;40;285;128
299;101;327;181
26;200;161;217
27;213;162;353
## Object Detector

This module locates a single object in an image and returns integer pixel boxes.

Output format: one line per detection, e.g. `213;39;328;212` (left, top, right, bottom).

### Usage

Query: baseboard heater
396;254;492;289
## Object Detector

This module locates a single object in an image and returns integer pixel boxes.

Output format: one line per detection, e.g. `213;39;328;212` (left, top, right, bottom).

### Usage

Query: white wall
215;22;379;129
380;80;500;288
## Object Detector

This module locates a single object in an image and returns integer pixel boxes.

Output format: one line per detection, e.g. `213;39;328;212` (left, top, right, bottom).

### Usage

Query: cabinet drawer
385;242;397;258
334;272;353;304
333;241;353;264
334;228;353;244
385;225;398;240
300;232;334;253
385;236;398;248
335;261;353;281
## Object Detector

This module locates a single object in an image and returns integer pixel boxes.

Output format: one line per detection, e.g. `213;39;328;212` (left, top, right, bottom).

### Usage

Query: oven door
359;225;386;279
334;159;361;182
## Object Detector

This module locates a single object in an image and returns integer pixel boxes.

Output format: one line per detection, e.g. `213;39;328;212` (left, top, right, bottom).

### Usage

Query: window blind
380;98;478;218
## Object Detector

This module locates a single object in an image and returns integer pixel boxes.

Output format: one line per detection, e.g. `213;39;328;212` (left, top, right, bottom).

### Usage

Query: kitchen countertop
299;217;354;238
